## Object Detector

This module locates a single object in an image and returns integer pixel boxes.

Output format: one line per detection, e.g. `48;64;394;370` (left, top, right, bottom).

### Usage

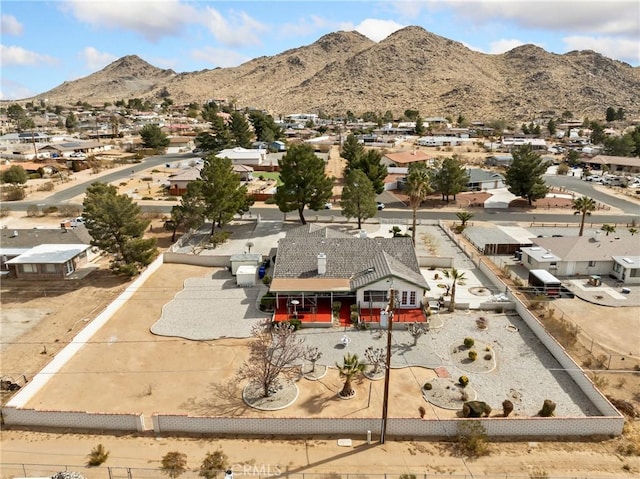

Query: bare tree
364;346;385;375
407;322;429;346
303;346;323;373
238;320;305;397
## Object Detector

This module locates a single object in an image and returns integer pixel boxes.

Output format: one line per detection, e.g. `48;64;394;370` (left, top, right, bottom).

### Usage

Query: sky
1;0;639;101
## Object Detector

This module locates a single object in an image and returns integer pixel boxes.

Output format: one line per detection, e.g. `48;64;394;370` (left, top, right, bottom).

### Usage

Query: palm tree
405;162;432;245
572;196;596;236
456;210;474;229
601;224;616;236
336;353;365;398
443;268;466;312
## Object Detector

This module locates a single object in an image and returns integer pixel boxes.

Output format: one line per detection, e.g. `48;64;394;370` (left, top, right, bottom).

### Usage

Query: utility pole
380;287;394;444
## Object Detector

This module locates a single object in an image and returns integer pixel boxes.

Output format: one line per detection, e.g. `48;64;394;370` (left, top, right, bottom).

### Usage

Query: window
631;269;640;278
401;291;408;305
22;264;36;273
410;291;417;305
43;263;56;273
364;290;388;303
588;260;596;267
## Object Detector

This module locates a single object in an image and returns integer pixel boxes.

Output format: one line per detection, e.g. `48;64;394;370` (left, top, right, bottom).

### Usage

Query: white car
585;175;602;183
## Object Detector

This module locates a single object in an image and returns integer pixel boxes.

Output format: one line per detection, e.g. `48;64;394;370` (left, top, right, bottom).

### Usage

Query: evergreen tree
354;149;388;195
415;116;425;136
139;124;169;150
589;121;606;144
229;111;252;148
505;145;550;205
274;143;334;224
605;106;616;122
432;156;468;202
616;107;625;121
196;115;233;154
248;111;283;142
82;182;157;276
603;135;635;157
186;156;252;235
340;170;377;229
341;134;364;168
65;111;78;130
547;119;557;136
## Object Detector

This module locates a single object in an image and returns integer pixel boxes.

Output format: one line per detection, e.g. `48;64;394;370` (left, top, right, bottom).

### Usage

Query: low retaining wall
152;414;623;438
418;256;454;268
2;406;145;432
163;252;230;267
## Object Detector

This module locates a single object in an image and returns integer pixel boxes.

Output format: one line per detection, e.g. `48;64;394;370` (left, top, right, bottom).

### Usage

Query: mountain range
30;26;640;121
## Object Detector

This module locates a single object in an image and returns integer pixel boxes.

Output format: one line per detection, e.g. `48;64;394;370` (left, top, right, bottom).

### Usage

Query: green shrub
459;375;469;387
0;207;10;218
287;318;302;330
3;185;25;200
463;337;475;348
141;196;153;200
538;399;556;417
468;350;478;361
87;443;110;466
332;301;341;312
26;205;40;217
259;293;275;311
262;275;272;285
210;231;231;247
37;181;55;192
43;206;59;214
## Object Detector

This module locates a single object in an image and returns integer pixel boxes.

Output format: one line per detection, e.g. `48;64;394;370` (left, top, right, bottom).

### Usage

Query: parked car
324;202;332;209
377;202;385;210
585;175;602;183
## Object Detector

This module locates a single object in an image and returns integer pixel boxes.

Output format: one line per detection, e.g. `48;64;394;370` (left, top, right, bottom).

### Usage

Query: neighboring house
217;147;266;166
269;225;430;326
485;154;513;167
519;234;640;284
415;136;473;147
585;155;640;175
466;168;506;191
1;227;95;280
166;137;194;154
168;164;254;196
381;150;431;167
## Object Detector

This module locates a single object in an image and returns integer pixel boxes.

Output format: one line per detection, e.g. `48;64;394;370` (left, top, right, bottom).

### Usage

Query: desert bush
259;293;275;312
484;353;492;360
86;443;109;466
468;350;478;361
27;205;41;217
502;399;514;417
161;451;188;478
199;449;228;479
591;373;609;389
538;399;556;417
43;206;59;214
529;468;549;479
3;185;25;200
458;375;469;387
210;231;231;247
37;181;55;192
454;421;490;457
463;337;475;348
141;196;153;200
58;205;81;217
399;475;416;479
418;406;426;418
287;318;302;330
262;275;272;285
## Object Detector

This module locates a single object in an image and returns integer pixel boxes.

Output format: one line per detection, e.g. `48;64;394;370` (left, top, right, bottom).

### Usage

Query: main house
269;225;430;326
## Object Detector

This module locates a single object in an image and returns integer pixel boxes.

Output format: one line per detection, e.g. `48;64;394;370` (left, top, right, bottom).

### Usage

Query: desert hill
29;26;640;120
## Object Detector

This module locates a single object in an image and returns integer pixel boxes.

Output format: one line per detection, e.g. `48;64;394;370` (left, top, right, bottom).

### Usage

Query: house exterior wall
356;277;423;310
12;252;89;280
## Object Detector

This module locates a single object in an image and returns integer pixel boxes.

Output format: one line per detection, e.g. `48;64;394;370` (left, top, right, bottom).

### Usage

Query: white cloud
488;39;528;54
562;35;640;64
198;7;267;47
441;0;639;37
0;45;58;67
79;47;117;70
191;47;250;68
355;18;405;42
62;0;197;42
0;77;36;101
1;14;23;35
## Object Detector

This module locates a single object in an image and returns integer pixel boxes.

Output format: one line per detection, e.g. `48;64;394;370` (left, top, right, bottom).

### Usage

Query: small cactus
459;375;469;387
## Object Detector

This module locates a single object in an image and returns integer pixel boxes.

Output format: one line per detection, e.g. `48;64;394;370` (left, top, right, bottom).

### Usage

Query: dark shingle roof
274;228;429;291
0;227;92;249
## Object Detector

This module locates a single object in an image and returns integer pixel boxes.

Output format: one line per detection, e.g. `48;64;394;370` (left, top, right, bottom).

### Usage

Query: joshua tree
336;353;365;398
303;346;323;373
407;322;428;346
443;268;467;312
572;196;596;236
456;210;474;229
364;346;385;375
601;224;616;236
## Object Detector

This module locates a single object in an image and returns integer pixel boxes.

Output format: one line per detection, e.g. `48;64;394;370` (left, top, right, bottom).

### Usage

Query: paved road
5;154;639;226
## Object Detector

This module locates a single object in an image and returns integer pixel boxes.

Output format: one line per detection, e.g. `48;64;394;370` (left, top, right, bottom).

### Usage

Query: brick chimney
317;253;326;275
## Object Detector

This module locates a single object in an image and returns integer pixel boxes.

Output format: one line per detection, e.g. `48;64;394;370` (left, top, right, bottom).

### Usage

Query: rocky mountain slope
31;26;640;120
